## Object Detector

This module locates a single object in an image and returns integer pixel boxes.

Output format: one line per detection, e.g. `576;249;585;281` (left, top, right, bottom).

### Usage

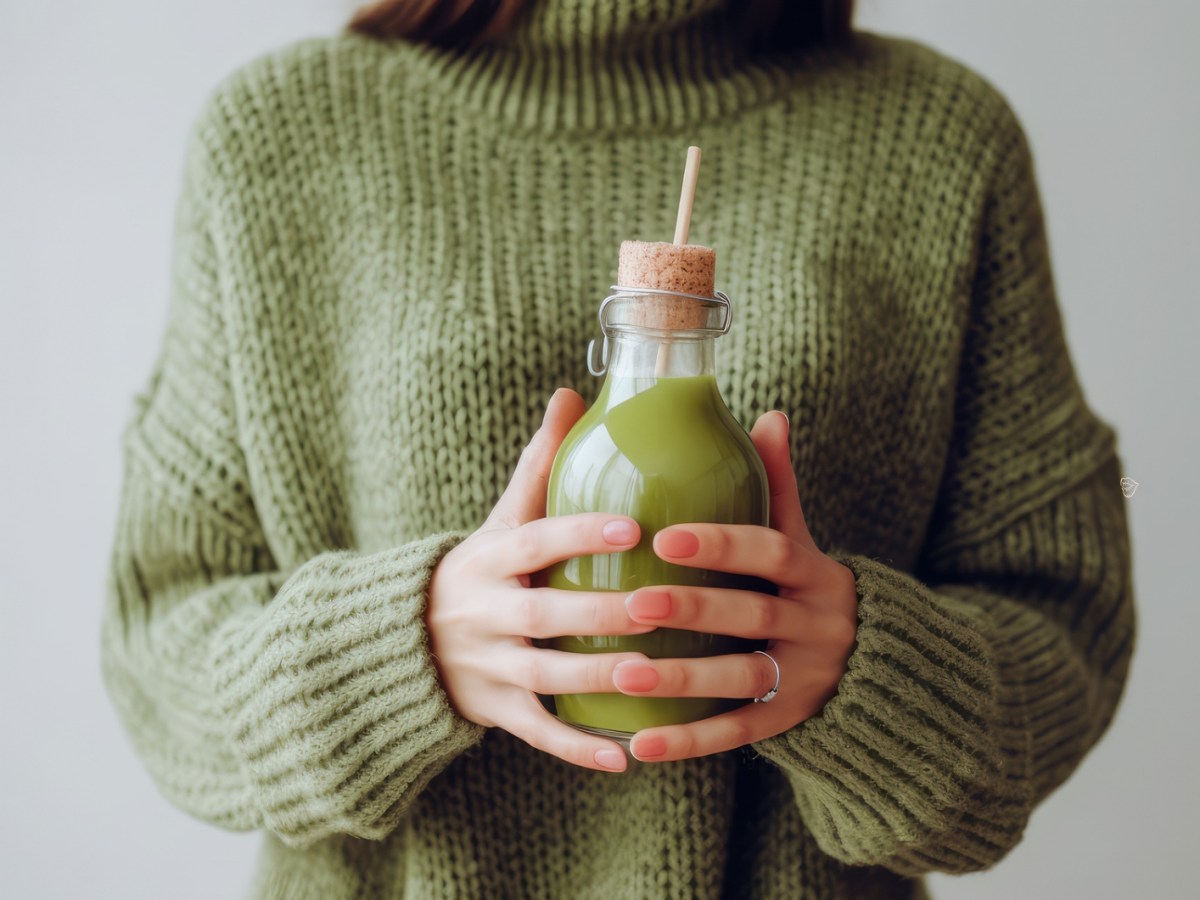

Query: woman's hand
613;411;860;763
426;388;655;774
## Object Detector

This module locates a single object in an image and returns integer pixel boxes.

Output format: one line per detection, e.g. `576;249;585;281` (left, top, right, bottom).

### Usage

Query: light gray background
1;1;1195;897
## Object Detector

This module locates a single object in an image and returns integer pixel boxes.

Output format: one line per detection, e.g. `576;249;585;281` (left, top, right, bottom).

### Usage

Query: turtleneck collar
390;0;855;136
492;0;735;51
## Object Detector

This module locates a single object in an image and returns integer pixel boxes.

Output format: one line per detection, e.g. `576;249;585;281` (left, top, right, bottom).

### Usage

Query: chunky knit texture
100;2;1137;898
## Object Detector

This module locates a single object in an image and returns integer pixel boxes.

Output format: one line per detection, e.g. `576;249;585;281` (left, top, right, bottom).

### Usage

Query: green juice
543;371;771;737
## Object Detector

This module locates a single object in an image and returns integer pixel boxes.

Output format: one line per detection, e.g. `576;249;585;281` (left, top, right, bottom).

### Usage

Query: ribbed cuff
750;550;1004;874
211;530;485;846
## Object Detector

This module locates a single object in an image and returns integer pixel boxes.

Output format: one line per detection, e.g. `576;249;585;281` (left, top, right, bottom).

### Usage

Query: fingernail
595;748;627;771
632;736;668;760
656;529;699;559
602;519;639;545
626;590;672;619
614;662;660;692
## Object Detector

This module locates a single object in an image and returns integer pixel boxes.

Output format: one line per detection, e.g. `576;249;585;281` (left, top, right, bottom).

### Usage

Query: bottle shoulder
549;376;768;522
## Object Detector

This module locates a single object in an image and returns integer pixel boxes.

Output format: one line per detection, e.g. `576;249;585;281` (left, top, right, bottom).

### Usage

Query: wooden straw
656;146;703;376
673;146;702;245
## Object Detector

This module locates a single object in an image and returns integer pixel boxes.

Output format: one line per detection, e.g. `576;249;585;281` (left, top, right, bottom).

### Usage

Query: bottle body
543;318;770;738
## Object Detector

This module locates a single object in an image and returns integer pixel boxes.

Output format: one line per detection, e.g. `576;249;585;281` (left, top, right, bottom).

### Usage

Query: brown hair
349;0;856;52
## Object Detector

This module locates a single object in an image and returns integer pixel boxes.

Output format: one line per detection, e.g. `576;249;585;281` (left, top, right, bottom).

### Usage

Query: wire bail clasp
586;334;610;377
585;285;732;377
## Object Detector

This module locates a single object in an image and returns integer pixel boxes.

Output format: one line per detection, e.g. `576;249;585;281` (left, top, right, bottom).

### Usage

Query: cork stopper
617;240;715;330
618;240;716;296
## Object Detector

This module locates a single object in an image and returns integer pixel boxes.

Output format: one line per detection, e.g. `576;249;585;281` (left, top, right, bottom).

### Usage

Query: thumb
486;387;586;529
749;411;816;549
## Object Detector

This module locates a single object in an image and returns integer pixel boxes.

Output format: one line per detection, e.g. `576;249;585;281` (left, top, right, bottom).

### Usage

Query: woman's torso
202;25;1007;899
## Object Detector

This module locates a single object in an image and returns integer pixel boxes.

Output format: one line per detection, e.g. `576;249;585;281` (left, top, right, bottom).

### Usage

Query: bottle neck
599;330;717;408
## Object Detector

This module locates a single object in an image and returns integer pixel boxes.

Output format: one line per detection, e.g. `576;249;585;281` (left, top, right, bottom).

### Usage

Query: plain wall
1;1;1195;897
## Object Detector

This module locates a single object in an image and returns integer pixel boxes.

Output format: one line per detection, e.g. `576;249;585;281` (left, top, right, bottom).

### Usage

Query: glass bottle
540;286;771;743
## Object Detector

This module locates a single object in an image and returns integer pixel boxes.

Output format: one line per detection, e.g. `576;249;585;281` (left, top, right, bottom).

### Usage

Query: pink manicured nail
656;529;699;559
594;748;627;771
614;662;660;693
632;736;668;759
602;520;639;545
627;590;672;619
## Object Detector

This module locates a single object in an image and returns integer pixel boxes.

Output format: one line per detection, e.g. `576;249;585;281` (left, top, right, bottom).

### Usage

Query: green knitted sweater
100;1;1136;897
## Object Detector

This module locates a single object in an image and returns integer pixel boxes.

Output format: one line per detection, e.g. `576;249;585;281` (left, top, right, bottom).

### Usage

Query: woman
100;1;1136;897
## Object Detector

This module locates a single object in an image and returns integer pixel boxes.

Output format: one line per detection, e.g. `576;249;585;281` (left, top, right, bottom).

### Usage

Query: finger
624;585;808;640
500;689;630;772
474;512;641;579
625;698;784;763
505;647;651;695
487;388;586;528
749;411;815;549
612;650;781;700
652;522;819;588
508;587;660;639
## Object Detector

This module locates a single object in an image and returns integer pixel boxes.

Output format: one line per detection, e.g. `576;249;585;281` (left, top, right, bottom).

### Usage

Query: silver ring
752;650;781;703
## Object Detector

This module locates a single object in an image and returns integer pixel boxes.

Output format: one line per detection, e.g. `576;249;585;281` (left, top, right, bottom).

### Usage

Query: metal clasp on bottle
586;285;733;376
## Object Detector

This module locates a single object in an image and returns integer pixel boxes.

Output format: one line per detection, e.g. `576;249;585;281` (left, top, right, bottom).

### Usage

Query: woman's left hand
615;411;860;763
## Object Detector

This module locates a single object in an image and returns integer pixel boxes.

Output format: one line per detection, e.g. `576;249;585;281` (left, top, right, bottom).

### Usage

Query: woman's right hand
425;388;653;773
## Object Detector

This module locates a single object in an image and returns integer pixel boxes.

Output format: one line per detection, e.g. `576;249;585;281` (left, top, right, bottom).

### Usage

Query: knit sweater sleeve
99;109;485;848
749;105;1137;875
